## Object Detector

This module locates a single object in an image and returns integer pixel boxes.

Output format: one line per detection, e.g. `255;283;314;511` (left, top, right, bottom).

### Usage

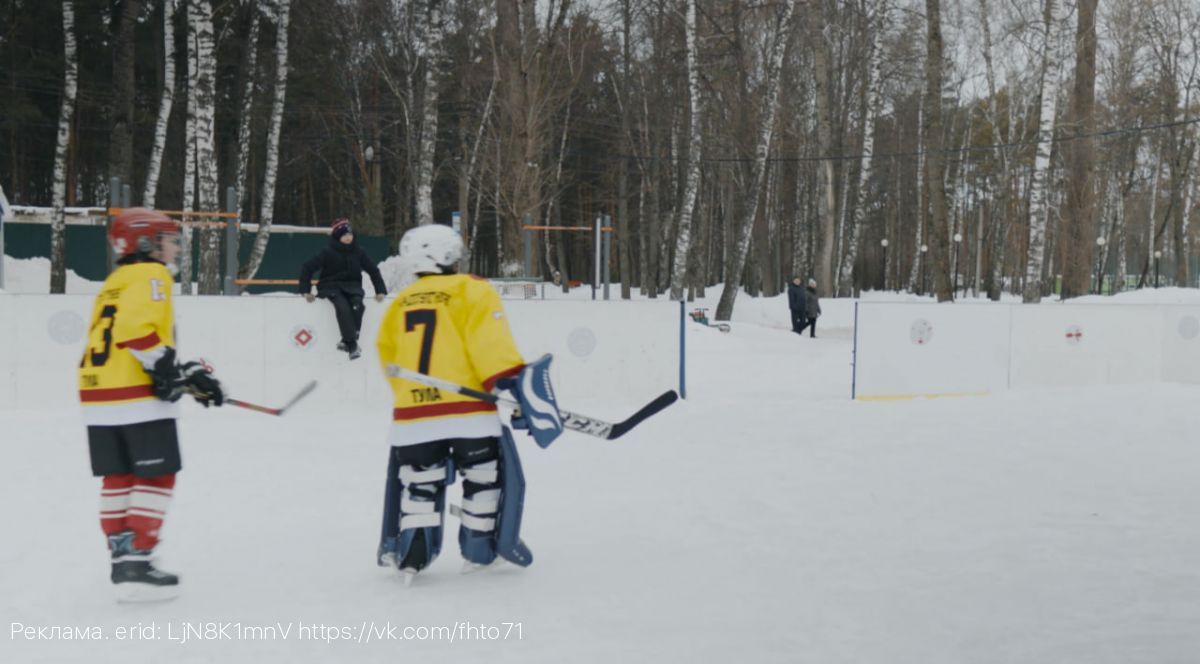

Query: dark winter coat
298;237;387;297
787;282;807;311
805;286;821;318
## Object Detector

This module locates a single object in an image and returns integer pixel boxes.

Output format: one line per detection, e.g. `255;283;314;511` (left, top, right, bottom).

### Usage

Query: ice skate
399;567;419;587
112;560;180;603
461;558;508;575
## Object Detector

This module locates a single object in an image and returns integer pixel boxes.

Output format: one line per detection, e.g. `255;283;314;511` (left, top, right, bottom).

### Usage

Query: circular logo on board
567;327;598;358
290;325;317;350
1065;325;1084;345
47;310;86;345
1179;316;1199;340
910;319;934;345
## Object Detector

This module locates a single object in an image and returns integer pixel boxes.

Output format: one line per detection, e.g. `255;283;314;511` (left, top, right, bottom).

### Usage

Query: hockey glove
497;354;563;448
181;362;224;407
149;348;186;402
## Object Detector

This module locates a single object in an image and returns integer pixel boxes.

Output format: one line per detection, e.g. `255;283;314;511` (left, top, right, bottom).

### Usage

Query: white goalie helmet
399;223;464;275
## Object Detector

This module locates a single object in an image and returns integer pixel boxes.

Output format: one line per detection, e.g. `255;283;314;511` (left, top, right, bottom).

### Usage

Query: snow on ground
2;258;1199;662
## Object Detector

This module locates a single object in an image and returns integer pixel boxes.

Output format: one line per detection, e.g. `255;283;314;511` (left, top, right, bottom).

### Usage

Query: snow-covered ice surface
2;265;1199;662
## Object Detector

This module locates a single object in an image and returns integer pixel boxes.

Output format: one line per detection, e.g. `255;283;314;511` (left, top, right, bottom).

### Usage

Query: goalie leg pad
378;444;448;571
456;440;500;566
495;427;533;566
377;449;402;566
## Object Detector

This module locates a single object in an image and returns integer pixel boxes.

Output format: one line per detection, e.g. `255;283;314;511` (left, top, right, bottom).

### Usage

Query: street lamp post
880;238;889;291
1095;236;1106;294
920;244;928;295
955;231;964;296
1154;250;1162;288
364;144;382;233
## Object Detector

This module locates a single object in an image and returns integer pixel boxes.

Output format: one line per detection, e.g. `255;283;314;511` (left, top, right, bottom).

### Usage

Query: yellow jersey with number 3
78;261;179;426
376;273;524;446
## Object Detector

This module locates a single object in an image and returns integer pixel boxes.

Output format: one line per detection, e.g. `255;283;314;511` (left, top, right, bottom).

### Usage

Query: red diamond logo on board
291;326;315;349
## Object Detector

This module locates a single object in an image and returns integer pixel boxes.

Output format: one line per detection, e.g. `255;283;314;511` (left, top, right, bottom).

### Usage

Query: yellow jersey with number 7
78;261;178;426
376;274;525;446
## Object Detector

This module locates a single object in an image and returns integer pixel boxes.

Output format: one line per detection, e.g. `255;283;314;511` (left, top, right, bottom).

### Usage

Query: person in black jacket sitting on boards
299;218;387;359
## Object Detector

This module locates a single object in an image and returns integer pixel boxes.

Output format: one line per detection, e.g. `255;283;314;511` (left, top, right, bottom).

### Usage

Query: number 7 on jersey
405;309;436;374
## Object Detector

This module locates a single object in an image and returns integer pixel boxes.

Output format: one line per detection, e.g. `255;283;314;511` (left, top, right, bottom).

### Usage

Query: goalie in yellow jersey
375;224;564;583
79;208;224;602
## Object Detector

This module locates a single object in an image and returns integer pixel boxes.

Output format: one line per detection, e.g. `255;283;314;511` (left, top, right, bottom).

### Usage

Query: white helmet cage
399;223;464;275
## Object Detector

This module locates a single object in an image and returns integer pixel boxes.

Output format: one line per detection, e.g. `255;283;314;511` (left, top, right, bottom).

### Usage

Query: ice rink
2;266;1199;662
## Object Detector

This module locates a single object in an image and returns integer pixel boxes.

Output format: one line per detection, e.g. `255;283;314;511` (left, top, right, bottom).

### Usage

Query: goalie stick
223;380;319;416
384;365;677;440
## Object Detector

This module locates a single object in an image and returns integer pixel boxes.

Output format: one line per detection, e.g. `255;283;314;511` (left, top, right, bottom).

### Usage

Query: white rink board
0;294;680;411
853;303;1011;399
854;302;1200;399
1161;306;1200;385
1007;305;1163;387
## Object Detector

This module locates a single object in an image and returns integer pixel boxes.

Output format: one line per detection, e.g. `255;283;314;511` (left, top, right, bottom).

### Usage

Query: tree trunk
108;0;141;191
908;97;925;291
1022;0;1062;303
180;6;198;295
923;0;952;302
243;0;290;280
234;2;261;224
414;0;443;226
49;0;78;294
190;0;221;294
144;0;177;208
1058;0;1098;299
714;0;797;321
837;0;886;296
669;0;703;301
810;0;837;297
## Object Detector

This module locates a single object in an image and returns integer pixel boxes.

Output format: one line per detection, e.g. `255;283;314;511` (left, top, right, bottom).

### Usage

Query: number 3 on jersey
82;305;118;368
405;309;436;374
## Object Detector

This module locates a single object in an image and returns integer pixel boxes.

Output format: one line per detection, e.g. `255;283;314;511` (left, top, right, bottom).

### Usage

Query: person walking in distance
298;218;388;359
787;276;807;334
79;208;225;602
798;278;821;338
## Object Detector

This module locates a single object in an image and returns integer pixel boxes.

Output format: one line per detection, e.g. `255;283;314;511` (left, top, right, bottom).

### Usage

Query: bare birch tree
837;0;887;295
144;0;177;208
234;1;262;223
48;0;77;294
414;0;444;226
715;0;798;321
1022;0;1063;303
243;0;291;280
190;0;222;294
669;0;703;300
180;1;199;294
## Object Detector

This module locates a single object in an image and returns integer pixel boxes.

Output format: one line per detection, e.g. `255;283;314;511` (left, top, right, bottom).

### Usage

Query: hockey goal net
489;278;544;300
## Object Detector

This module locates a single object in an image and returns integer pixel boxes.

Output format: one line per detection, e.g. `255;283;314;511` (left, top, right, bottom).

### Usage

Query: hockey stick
384;365;677;440
224;380;319;416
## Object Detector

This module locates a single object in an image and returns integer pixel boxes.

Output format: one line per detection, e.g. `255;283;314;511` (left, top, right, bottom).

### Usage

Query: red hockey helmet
109;208;180;258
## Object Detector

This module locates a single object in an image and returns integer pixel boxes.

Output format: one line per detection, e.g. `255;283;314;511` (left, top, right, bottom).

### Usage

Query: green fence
2;222;391;293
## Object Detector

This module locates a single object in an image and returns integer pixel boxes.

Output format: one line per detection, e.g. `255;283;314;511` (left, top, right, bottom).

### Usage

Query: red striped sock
100;474;134;537
127;474;175;551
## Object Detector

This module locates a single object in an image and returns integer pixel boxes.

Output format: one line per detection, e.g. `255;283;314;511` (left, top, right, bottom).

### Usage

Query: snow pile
1;256;102;294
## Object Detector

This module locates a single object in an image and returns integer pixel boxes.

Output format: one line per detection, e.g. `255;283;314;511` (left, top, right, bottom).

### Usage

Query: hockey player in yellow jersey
376;224;564;583
79;208;224;601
